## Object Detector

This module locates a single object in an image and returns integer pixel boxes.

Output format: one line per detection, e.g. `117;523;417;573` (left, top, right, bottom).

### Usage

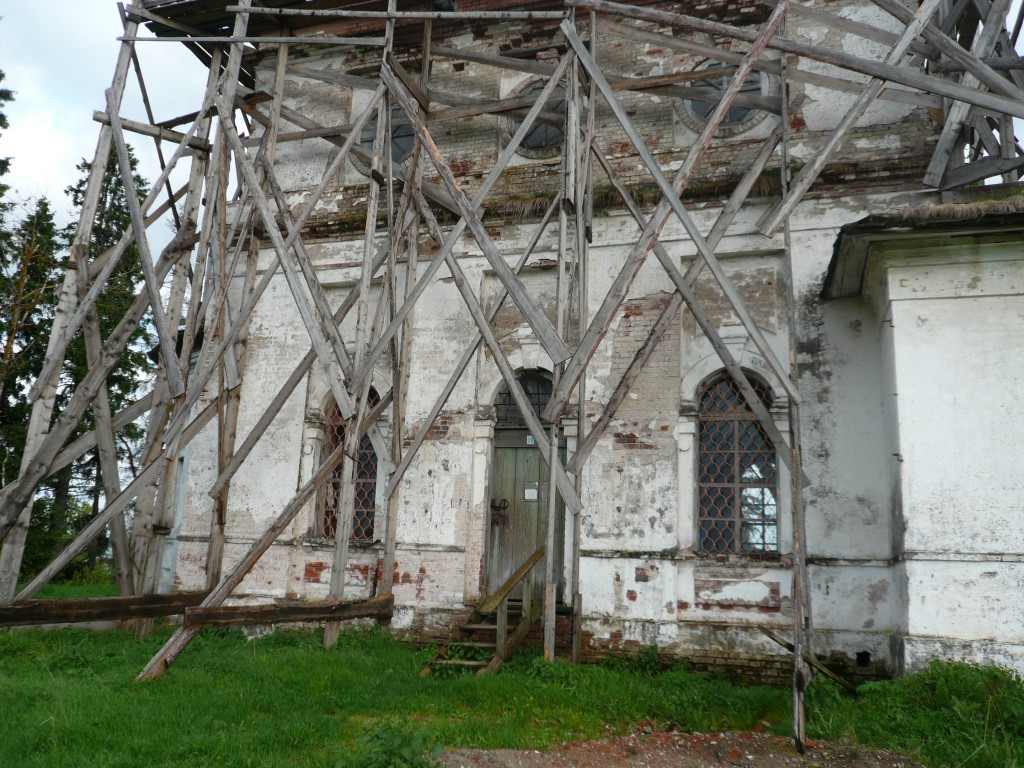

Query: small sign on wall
523;481;539;501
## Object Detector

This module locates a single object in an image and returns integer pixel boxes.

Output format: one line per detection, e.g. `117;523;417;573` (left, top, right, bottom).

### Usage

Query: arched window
316;390;379;542
697;373;778;554
494;370;553;427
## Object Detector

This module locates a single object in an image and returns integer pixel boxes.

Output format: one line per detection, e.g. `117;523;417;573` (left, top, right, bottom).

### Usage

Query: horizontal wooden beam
0;591;209;627
225;5;567;20
119;35;386;47
183;594;394;627
93;111;212;152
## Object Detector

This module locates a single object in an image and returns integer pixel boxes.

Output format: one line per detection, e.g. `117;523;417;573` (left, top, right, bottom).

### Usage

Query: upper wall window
507;80;567;159
696;373;778;555
678;61;772;137
316;390;380;543
360;103;416;167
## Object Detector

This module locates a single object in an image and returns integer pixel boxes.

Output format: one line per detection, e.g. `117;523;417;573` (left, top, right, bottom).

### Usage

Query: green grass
0;627;1020;768
806;661;1024;768
27;581;120;599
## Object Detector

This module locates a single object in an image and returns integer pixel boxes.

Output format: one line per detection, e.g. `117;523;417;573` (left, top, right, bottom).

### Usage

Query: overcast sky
1;1;209;229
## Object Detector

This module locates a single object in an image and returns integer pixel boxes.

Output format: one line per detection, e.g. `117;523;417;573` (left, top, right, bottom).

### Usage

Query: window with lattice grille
697;374;778;554
494;370;552;426
316;391;379;542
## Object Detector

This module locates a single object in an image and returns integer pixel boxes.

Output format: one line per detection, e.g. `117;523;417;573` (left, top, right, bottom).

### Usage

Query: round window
505;80;567;159
677;61;773;137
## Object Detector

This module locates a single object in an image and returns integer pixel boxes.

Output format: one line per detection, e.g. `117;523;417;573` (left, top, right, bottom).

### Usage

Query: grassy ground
0;626;1020;768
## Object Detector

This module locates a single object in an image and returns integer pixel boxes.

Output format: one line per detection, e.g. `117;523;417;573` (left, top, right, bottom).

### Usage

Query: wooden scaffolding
1;0;1022;749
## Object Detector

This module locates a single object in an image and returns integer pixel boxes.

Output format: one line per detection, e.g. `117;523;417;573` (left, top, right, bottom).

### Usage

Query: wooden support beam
586;135;801;481
350;55;577;395
184;594;394;628
939;154;1024;187
204;230;400;502
758;0;946;234
871;0;1024;100
380;65;572;367
14;402;216;601
137;383;387;679
771;0;933;57
0;241;187;543
380;194;561;503
569;0;1024;119
27;179;189;404
408;188;583;514
106;90;187;397
286;65;378;91
92;111;212;152
0;592;209;628
323;5;397;648
761;628;857;694
923;0;1011;187
547;12;799;424
477;548;545;615
119;35;387;47
0;13;149;590
598;19;942;111
226;6;567;21
121;1;182;231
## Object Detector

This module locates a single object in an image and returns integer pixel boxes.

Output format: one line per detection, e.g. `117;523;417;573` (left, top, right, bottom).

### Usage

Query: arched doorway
487;371;565;600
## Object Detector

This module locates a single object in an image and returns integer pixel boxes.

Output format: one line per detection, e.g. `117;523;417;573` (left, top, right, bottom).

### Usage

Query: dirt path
439;730;925;768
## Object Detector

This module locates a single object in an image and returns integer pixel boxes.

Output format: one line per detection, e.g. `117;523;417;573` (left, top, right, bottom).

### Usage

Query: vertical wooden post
324;0;397;649
571;13;596;664
380;16;430;600
777;37;811;755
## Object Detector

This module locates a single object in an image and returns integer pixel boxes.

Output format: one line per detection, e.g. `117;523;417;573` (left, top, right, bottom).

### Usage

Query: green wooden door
487;433;563;600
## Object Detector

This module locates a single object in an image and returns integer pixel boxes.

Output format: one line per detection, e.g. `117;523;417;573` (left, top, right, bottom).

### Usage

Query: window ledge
690;551;792;568
300;536;383;551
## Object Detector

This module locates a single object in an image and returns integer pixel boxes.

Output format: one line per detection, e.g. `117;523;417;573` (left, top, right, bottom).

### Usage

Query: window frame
313;389;381;545
502;79;568;160
693;372;781;557
676;59;776;138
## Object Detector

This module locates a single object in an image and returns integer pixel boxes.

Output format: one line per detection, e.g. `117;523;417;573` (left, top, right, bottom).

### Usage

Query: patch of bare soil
439;729;925;768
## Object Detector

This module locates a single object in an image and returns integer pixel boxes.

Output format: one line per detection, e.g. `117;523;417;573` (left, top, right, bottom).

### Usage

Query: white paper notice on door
523;482;539;501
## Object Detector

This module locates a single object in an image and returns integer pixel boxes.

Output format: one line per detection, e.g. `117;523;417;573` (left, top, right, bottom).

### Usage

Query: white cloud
2;0;208;233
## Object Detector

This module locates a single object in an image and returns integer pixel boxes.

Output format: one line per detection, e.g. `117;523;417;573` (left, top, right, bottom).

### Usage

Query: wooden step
460;623;498;632
448;641;496;649
434;659;489;668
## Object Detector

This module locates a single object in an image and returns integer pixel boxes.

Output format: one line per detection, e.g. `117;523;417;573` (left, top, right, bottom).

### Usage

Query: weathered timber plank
93;111;212;151
184;594;394;628
0;592;209;627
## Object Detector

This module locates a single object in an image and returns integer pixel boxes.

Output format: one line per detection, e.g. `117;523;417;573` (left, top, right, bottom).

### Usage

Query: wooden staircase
422;546;545;676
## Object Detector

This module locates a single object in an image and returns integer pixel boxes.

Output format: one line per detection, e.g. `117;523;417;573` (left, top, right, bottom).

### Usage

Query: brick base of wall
392;607;891;686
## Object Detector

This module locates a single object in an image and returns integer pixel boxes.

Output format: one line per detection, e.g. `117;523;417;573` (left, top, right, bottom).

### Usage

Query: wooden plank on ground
0;591;209;627
761;627;858;694
184;594;394;628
